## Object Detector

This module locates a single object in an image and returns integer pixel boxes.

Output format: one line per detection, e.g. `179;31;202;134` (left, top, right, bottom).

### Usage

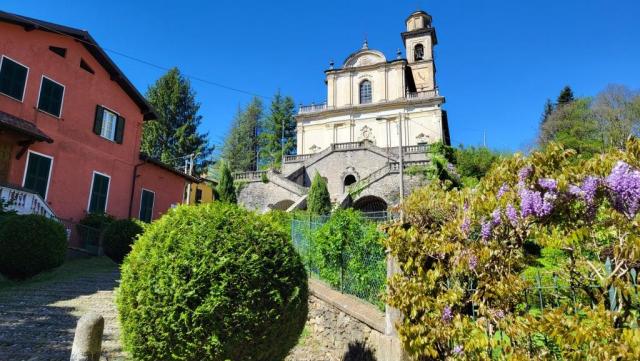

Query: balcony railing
298;88;440;115
233;170;267;181
0;184;56;219
283;154;313;163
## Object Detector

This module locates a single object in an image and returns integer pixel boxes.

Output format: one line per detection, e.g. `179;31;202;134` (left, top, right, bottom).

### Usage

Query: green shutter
93;106;104;135
37;78;64;117
0;57;28;101
23;152;52;199
114;115;125;144
88;173;109;213
139;190;154;223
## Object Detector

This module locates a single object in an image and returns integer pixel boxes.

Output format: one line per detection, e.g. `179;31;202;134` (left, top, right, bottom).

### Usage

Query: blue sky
4;0;640;152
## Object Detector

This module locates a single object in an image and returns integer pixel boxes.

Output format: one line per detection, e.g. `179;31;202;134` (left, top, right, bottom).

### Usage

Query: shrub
385;140;640;359
217;160;237;203
78;212;114;230
117;202;308;361
102;219;143;263
0;215;67;279
310;209;385;307
307;172;331;215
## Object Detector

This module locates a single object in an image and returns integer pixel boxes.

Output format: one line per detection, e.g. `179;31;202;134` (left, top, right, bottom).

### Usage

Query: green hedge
0;215;67;279
117;203;308;361
102;219;143;264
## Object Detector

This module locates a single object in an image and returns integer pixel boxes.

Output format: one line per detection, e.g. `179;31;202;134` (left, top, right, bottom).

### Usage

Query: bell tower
402;11;438;93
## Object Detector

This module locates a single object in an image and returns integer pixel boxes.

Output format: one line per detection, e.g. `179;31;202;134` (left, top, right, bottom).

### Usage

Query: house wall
0;22;144;223
131;163;187;222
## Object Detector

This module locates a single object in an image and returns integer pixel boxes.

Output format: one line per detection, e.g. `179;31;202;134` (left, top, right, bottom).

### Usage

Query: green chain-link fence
291;214;387;309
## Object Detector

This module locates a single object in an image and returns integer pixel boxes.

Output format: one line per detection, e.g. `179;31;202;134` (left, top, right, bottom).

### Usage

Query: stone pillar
385;254;402;336
70;312;104;361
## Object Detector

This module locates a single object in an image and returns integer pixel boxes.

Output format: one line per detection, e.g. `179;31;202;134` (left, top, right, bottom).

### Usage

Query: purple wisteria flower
468;255;478;271
452;345;464;356
581;176;601;205
442;306;453;323
538;178;558;191
481;221;492;241
540;192;557;217
519;188;543;218
491;208;502;226
461;217;471;234
518;166;533;182
605;161;640;219
494;309;505;319
568;184;582;197
497;183;509;199
506;203;518;227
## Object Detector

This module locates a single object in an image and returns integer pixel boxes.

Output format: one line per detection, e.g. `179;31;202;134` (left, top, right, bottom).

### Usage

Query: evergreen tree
259;91;296;169
540;98;554;125
216;161;237;204
141;68;213;174
222;97;262;171
557;86;575;106
307;172;331;215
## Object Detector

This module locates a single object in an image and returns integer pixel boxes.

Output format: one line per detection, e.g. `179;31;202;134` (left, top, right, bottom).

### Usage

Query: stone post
70;312;104;361
385;254;402;336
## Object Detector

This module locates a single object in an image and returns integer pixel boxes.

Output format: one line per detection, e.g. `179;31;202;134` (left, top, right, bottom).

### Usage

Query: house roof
0;110;53;143
139;153;202;183
0;11;158;121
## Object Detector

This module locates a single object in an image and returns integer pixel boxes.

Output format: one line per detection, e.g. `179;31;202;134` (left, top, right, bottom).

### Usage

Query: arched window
359;80;372;104
344;174;357;187
414;44;424;61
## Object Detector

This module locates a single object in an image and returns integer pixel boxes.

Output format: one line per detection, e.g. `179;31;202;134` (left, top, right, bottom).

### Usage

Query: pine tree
258;91;296;169
557;86;575;106
141;68;213;174
216;161;237;204
222;97;262;171
307;172;331;215
540;98;554;125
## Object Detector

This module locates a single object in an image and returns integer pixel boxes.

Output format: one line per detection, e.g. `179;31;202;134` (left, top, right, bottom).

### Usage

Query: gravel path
0;262;124;361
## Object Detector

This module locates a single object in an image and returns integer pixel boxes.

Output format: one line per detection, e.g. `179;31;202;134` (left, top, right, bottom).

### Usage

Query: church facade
237;10;450;213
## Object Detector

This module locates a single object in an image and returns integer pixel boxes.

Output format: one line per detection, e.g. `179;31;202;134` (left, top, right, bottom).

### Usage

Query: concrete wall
237;176;304;213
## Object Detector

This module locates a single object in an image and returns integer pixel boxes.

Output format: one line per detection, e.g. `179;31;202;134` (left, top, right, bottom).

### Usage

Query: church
237;10;450;213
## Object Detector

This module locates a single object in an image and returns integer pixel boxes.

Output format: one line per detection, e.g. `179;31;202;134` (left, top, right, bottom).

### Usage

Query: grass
0;256;118;292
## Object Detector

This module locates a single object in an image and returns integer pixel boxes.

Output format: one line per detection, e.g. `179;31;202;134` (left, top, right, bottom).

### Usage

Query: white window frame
139;188;155;221
0;55;30;102
98;105;120;142
21;150;54;201
86;170;111;213
36;75;65;118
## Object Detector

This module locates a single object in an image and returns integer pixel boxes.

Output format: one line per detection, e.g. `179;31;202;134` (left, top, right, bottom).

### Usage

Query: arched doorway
343;174;357;191
271;199;295;211
353;195;387;213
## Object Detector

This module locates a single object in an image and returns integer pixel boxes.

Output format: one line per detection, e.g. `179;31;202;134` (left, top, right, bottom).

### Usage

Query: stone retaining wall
287;279;404;361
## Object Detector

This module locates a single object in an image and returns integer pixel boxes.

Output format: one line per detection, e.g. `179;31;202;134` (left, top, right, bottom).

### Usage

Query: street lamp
376;114;405;215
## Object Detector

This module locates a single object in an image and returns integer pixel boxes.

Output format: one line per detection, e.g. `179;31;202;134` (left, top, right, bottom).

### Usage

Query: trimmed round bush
117;203;308;361
0;214;67;279
102;219;143;263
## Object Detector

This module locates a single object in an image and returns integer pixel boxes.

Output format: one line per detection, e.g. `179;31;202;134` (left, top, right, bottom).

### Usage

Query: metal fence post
70;312;104;361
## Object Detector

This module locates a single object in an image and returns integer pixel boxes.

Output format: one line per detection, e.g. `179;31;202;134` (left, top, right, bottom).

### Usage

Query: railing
0;184;56;219
233;170;267;181
332;141;368;151
348;160;430;195
298;89;441;115
284;154;313;163
298;102;328;114
406;88;439;100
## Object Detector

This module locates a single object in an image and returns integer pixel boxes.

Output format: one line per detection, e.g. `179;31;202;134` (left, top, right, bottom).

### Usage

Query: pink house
0;11;199;247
